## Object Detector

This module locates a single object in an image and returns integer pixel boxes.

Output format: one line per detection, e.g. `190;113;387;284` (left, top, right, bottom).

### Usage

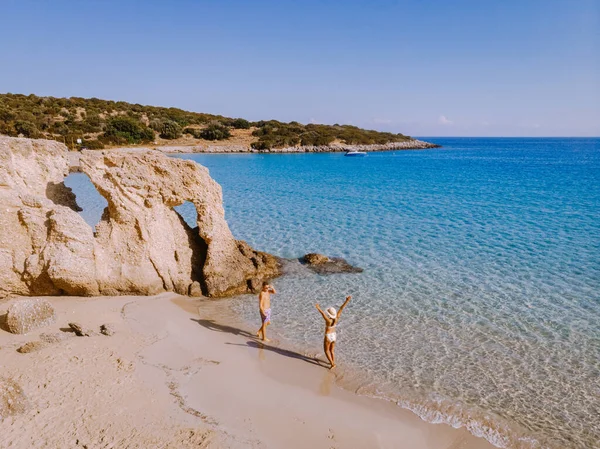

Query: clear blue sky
1;0;598;136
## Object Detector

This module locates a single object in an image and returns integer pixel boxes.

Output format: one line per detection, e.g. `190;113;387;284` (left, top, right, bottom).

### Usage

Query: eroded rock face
80;149;279;297
0;377;28;419
0;137;279;299
6;298;56;334
0;136;99;298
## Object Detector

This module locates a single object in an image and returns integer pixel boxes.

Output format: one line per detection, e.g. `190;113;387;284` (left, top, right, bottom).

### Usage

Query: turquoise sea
66;138;600;449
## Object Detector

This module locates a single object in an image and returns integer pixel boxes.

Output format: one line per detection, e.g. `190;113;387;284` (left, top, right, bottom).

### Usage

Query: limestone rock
0;377;28;419
6;298;56;334
0;136;99;298
188;281;203;297
80;149;280;297
0;137;280;299
100;324;115;336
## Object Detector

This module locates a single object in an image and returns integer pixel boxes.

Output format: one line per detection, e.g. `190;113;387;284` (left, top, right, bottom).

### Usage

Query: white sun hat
326;307;337;319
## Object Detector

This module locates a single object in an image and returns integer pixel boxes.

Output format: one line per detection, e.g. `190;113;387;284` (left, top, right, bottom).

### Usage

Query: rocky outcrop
0;136;280;299
0;377;28;419
157;139;440;154
0;137;99;297
80;149;279;297
300;253;363;275
6;298;56;334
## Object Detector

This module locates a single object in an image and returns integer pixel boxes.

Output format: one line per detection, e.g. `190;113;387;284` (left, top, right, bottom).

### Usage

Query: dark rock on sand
300;253;363;275
100;324;115;336
68;322;94;337
0;377;28;419
6;299;56;334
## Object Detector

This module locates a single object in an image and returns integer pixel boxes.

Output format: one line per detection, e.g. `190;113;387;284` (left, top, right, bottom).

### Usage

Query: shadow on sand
191;318;326;368
190;318;256;338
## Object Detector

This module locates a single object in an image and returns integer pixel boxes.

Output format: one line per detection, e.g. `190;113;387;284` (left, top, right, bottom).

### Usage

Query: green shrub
300;132;335;146
200;123;231;141
183;127;203;139
158;120;182;139
103;116;154;144
14;120;39;138
0;121;16;136
0;93;413;148
231;118;251;129
0;107;16;122
250;140;272;150
82;139;104;149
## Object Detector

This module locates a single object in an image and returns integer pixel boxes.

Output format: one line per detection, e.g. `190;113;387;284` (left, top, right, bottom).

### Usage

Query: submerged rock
6;298;56;334
300;253;363;275
0;377;28;419
0;137;280;299
302;253;330;265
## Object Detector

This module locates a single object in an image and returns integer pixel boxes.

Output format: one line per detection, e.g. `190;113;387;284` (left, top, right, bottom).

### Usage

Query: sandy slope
0;294;494;449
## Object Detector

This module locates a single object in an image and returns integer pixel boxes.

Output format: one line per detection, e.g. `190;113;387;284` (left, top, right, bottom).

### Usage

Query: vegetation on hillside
0;93;412;150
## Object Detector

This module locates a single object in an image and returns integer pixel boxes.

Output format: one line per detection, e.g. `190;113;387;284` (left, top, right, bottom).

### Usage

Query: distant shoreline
154;139;441;154
67;139;440;172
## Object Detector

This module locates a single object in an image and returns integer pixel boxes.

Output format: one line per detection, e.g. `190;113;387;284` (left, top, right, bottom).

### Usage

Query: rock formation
80;149;279;297
0;136;280;299
5;298;56;334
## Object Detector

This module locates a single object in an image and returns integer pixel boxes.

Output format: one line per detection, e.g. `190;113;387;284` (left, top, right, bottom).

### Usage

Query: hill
0;93;429;151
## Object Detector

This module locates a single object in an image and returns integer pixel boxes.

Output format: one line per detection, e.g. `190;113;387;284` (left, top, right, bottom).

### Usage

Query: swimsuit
326;320;337;342
261;308;271;324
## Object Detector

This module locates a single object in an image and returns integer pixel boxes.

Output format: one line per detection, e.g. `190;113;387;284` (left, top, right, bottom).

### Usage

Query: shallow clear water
67;138;600;449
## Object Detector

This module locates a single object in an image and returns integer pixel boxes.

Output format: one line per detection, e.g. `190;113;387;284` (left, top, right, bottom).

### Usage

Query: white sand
0;294;495;449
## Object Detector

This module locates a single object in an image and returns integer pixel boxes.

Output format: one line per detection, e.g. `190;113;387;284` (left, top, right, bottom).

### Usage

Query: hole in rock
63;172;108;231
172;202;208;294
173;201;198;228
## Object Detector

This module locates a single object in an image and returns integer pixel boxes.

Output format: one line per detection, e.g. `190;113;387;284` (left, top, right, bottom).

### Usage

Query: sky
1;0;598;137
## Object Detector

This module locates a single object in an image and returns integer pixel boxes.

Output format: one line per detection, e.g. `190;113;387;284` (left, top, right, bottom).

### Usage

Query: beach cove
1;136;598;449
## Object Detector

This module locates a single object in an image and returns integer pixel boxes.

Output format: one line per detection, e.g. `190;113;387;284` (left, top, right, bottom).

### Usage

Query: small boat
345;150;367;157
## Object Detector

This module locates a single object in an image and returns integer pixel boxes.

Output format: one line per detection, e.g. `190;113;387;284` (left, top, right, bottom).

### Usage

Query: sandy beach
0;294;495;449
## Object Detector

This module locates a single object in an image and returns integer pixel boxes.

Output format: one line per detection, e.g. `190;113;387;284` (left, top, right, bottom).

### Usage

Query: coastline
154;139;441;154
0;293;493;449
66;139;440;172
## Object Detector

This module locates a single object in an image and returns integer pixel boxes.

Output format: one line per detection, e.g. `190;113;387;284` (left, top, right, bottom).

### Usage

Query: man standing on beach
256;282;276;342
